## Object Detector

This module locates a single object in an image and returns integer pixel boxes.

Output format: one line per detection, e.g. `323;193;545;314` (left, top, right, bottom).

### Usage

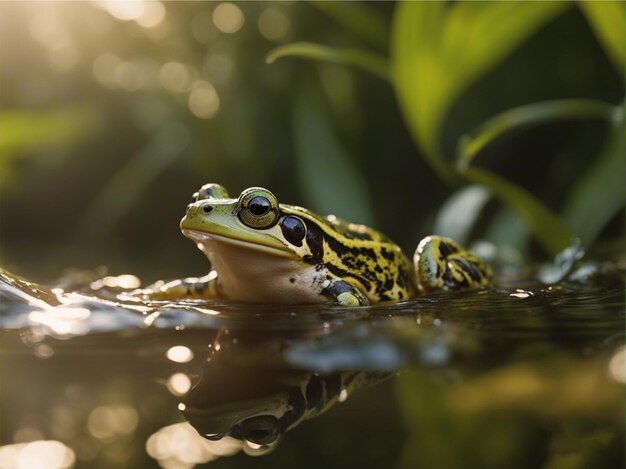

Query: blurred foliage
396;355;624;469
0;107;96;185
0;1;623;281
270;1;625;257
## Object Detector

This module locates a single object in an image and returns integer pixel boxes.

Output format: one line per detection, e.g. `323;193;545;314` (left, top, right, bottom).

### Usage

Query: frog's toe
414;236;492;293
336;292;363;306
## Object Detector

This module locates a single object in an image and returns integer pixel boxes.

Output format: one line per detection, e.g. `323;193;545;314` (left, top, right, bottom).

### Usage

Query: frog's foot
326;279;369;306
136;272;221;300
414;236;492;293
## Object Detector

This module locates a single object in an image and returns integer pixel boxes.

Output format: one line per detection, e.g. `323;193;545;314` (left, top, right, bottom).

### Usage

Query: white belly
194;234;329;304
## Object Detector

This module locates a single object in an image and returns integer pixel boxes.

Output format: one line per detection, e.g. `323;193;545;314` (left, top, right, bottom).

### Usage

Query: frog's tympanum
181;331;389;455
146;184;491;305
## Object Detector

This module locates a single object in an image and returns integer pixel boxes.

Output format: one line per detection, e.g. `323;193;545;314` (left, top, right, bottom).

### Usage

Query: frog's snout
185;201;213;216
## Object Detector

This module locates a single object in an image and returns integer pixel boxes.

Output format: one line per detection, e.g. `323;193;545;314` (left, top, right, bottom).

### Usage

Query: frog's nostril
203;205;213;213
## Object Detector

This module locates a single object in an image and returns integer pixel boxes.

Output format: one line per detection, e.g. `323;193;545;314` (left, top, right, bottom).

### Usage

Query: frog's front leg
140;271;221;300
325;279;369;306
414;236;492;293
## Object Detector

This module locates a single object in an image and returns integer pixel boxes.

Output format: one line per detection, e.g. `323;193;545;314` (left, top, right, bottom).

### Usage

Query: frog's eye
238;187;279;229
239;415;281;445
248;196;271;216
281;216;306;246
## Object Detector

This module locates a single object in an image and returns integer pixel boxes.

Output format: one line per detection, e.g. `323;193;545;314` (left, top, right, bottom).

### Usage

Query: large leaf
267;42;390;81
292;81;373;225
391;1;569;177
463;167;573;256
309;1;389;52
562;107;625;246
579;1;625;74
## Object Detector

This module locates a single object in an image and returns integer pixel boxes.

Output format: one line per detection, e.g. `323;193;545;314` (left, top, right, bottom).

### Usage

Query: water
0;264;624;469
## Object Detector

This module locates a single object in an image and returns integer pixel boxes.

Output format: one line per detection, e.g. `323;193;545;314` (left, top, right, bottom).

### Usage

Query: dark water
0;264;624;469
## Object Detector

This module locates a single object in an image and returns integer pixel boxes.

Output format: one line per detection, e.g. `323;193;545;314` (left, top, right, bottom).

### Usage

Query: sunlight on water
0;265;623;466
0;440;75;469
167;373;192;396
87;405;139;441
145;422;241;467
608;345;625;383
166;346;194;363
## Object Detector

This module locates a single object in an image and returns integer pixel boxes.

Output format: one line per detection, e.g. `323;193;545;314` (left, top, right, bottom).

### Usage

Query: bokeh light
146;422;242;467
258;6;291;42
166;373;192;396
212;3;244;34
95;0;166;29
187;81;220;119
159;62;194;93
0;440;75;469
87;405;139;441
166;346;194;363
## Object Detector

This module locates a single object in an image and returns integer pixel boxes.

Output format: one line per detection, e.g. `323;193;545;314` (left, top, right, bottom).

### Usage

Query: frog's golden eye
281;215;306;246
238;188;279;229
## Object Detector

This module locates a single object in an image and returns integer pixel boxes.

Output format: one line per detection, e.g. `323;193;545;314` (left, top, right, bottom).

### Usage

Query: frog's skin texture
146;184;491;306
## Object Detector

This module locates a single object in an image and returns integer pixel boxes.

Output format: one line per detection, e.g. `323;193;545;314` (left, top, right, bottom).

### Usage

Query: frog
143;183;491;306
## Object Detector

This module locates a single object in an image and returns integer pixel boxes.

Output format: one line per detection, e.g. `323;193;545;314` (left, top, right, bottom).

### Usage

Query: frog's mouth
182;229;296;259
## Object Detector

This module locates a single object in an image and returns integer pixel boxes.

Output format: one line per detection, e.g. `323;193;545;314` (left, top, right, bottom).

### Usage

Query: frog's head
180;184;312;261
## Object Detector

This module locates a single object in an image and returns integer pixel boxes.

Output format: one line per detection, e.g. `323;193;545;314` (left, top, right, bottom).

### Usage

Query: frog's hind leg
414;236;492;294
140;271;221;300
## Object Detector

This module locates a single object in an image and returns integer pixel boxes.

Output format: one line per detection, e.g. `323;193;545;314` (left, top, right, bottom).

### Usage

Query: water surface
0;265;624;469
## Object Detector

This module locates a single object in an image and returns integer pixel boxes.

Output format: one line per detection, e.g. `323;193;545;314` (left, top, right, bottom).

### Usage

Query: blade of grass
267;42;390;81
457;99;619;169
464;167;573;256
562;106;625;246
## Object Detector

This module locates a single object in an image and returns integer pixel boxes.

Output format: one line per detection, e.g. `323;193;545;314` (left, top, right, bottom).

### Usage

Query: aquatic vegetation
269;2;625;256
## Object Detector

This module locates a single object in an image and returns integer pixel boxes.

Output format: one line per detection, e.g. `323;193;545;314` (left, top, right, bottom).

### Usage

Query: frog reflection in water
182;330;389;455
146;184;491;305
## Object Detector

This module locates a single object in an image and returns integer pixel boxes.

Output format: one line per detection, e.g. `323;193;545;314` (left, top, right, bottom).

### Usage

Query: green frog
144;183;491;306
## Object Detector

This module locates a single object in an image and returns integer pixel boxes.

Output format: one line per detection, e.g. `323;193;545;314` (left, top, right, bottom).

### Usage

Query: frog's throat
181;229;296;259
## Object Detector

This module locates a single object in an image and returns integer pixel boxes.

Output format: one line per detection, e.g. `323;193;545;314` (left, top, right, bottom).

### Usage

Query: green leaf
434;185;491;246
309;1;389;52
579;1;625;74
0;107;96;186
0;108;94;156
293;80;374;225
562;107;625;246
457;99;618;169
267;42;390;81
391;1;569;176
463;166;573;256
